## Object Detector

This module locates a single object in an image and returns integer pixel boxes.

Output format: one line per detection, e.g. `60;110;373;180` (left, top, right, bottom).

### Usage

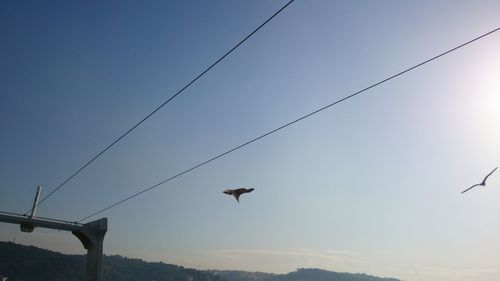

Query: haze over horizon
1;1;499;281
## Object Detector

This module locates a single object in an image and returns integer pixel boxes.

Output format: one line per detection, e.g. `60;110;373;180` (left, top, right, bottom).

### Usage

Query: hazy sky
1;1;500;281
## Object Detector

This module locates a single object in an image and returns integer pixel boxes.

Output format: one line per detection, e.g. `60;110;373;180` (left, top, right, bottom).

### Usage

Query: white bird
223;188;255;203
461;167;498;194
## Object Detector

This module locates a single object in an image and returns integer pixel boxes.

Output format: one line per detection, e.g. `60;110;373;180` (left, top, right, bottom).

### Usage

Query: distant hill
208;270;278;281
209;269;400;281
0;242;400;281
281;268;400;281
0;242;222;281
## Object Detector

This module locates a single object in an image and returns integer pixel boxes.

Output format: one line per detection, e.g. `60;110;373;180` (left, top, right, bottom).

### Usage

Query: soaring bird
461;167;498;194
223;188;255;202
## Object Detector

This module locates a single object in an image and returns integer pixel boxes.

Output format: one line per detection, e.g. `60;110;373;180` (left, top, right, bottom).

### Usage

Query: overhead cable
78;26;500;222
25;0;296;215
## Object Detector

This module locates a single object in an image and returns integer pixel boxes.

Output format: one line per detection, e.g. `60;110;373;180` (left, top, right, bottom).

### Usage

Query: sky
1;1;500;280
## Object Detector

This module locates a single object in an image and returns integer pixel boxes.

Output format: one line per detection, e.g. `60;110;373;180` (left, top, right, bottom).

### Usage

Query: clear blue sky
1;1;499;280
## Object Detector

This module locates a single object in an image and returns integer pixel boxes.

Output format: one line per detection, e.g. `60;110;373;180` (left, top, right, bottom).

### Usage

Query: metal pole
0;211;108;281
30;186;42;218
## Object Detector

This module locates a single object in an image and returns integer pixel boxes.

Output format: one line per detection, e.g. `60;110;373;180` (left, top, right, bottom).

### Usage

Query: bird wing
224;188;253;202
461;184;481;194
482;167;498;183
238;188;254;194
234;188;246;194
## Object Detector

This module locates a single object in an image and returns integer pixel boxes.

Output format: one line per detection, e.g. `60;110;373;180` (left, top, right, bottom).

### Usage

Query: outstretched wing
224;187;253;202
461;184;481;194
482;167;498;184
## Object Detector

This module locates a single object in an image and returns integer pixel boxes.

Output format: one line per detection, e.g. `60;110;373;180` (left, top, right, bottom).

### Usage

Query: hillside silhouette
0;242;400;281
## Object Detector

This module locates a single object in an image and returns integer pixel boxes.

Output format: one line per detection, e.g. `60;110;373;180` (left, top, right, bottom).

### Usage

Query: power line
78;26;500;222
25;0;296;215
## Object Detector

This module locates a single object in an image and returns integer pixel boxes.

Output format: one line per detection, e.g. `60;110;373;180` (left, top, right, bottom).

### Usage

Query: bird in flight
461;167;498;194
223;188;255;203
